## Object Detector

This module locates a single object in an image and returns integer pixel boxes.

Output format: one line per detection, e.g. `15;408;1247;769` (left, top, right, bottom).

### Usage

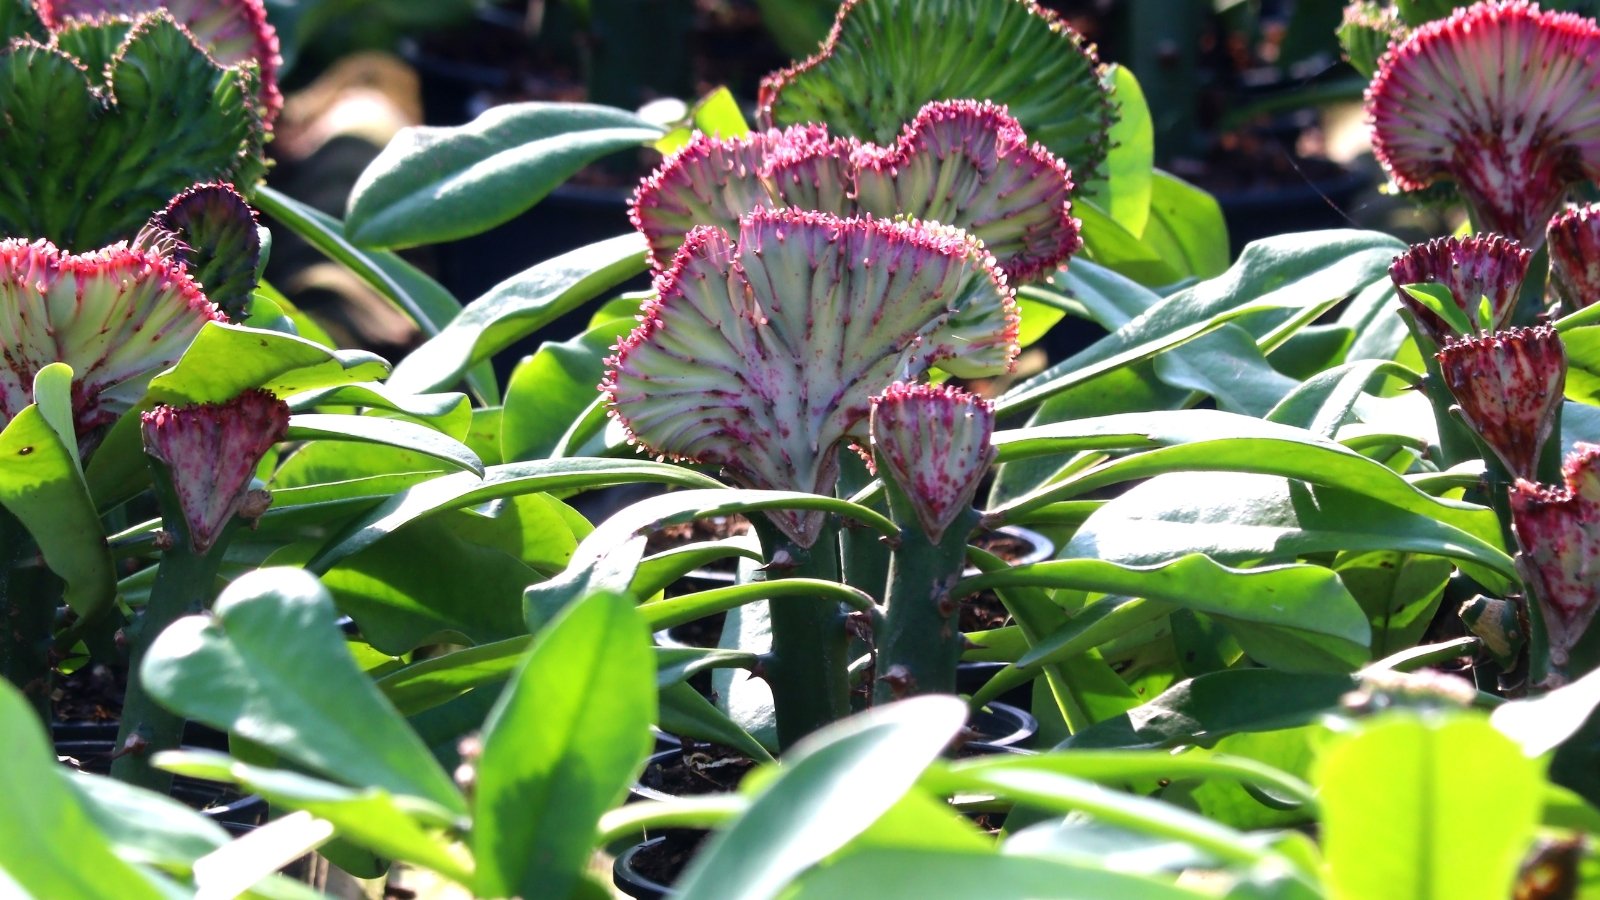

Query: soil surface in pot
638;743;758;800
625;829;708;896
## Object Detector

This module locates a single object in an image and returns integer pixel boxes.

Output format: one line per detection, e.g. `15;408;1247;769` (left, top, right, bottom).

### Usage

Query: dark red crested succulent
1388;234;1530;346
603;208;1016;547
140;387;288;552
1510;443;1600;675
0;238;225;442
143;182;261;320
38;0;282;126
868;382;996;542
757;0;1115;186
1366;0;1600;247
1547;204;1600;313
631;99;1079;283
1436;325;1565;480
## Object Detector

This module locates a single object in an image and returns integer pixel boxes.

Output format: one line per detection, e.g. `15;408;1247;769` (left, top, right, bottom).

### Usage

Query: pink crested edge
1388;233;1531;341
631;99;1077;282
38;0;283;127
869;381;997;541
600;206;1018;463
1435;324;1565;480
0;238;227;433
1547;203;1600;312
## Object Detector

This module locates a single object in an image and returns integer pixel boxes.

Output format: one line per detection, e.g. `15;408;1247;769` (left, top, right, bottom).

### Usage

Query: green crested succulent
0;3;266;251
1339;1;1407;77
758;0;1116;186
632;98;1080;283
603;208;1016;547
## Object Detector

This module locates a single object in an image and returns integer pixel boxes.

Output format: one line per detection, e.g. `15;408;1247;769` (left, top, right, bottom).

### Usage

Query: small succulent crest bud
140;388;289;552
146;183;262;320
1510;444;1600;677
1546;204;1600;314
1366;1;1600;248
1389;234;1530;347
1339;2;1407;79
868;382;996;542
1435;324;1565;480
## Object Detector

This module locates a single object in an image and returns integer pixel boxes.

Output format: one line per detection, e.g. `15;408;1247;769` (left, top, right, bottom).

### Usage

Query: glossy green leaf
790;848;1209;899
286;382;472;441
141;568;466;814
64;771;228;868
1140;170;1229;280
305;458;725;573
499;317;626;462
639;578;875;630
388;233;649;394
0;403;114;616
1078;65;1153;238
1491;665;1600;757
628;538;762;599
33;362;80;473
675;696;968;900
944;750;1316;808
1061;669;1356;750
153;750;470;883
250;185;498;403
659;681;777;763
1335;551;1452;660
286;413;481;475
1318;713;1542;900
656;647;762;688
346;103;660;249
0;681;171;900
473;590;656;899
966;554;1370;673
377;636;528;716
1075;198;1184;285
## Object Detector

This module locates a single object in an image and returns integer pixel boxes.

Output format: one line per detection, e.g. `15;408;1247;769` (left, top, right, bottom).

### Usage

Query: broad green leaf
152;750;469;883
141;568;465;814
0;404;114;616
675;696;968;900
1077;65;1153;238
1154;726;1326;830
639;578;875;631
33;362;80;473
500;320;626;462
1014;286;1071;349
64;771;227;868
250;185;499;403
629;539;763;600
473;591;656;899
659;681;777;763
1139;170;1229;280
1491;665;1600;757
377;636;529;716
387;234;648;394
1335;551;1452;660
305;458;725;573
965;554;1370;673
1318;713;1542;900
790;848;1209;899
1075;198;1183;285
944;750;1316;808
0;681;172;899
656;647;762;689
1400;283;1474;339
287;413;481;475
286;383;472;441
346;103;661;248
1061;669;1357;750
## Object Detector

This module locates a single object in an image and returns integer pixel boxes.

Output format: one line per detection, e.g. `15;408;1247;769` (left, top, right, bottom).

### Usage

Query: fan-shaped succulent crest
1436;325;1565;480
1388;234;1531;346
0;238;225;443
141;387;287;551
758;0;1115;186
1365;0;1600;247
869;382;996;542
1547;203;1600;313
632;99;1078;283
603;208;1016;547
1511;443;1600;675
141;182;262;320
0;10;266;250
37;0;282;125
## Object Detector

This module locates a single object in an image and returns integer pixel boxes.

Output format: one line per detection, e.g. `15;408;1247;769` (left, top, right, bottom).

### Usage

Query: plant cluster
4;0;1600;898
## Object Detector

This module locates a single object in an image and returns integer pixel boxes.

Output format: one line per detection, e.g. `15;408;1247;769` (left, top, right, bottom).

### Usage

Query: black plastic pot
53;724;268;835
613;831;701;900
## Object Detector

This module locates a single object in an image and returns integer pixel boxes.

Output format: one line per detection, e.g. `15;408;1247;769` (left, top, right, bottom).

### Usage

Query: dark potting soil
639;744;758;798
959;530;1036;634
51;662;125;723
628;829;709;892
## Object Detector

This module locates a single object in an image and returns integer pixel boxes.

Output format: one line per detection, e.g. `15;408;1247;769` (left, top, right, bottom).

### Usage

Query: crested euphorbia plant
36;0;283;126
140;182;264;320
113;387;289;787
1389;234;1531;351
1436;325;1566;483
1366;0;1600;249
867;382;996;704
1547;204;1600;313
631;98;1079;283
1511;444;1600;687
0;4;267;250
605;208;1017;747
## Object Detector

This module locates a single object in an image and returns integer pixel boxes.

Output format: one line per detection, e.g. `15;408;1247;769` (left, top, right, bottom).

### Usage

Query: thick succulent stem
872;499;980;705
0;505;58;721
110;462;234;789
754;515;852;752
